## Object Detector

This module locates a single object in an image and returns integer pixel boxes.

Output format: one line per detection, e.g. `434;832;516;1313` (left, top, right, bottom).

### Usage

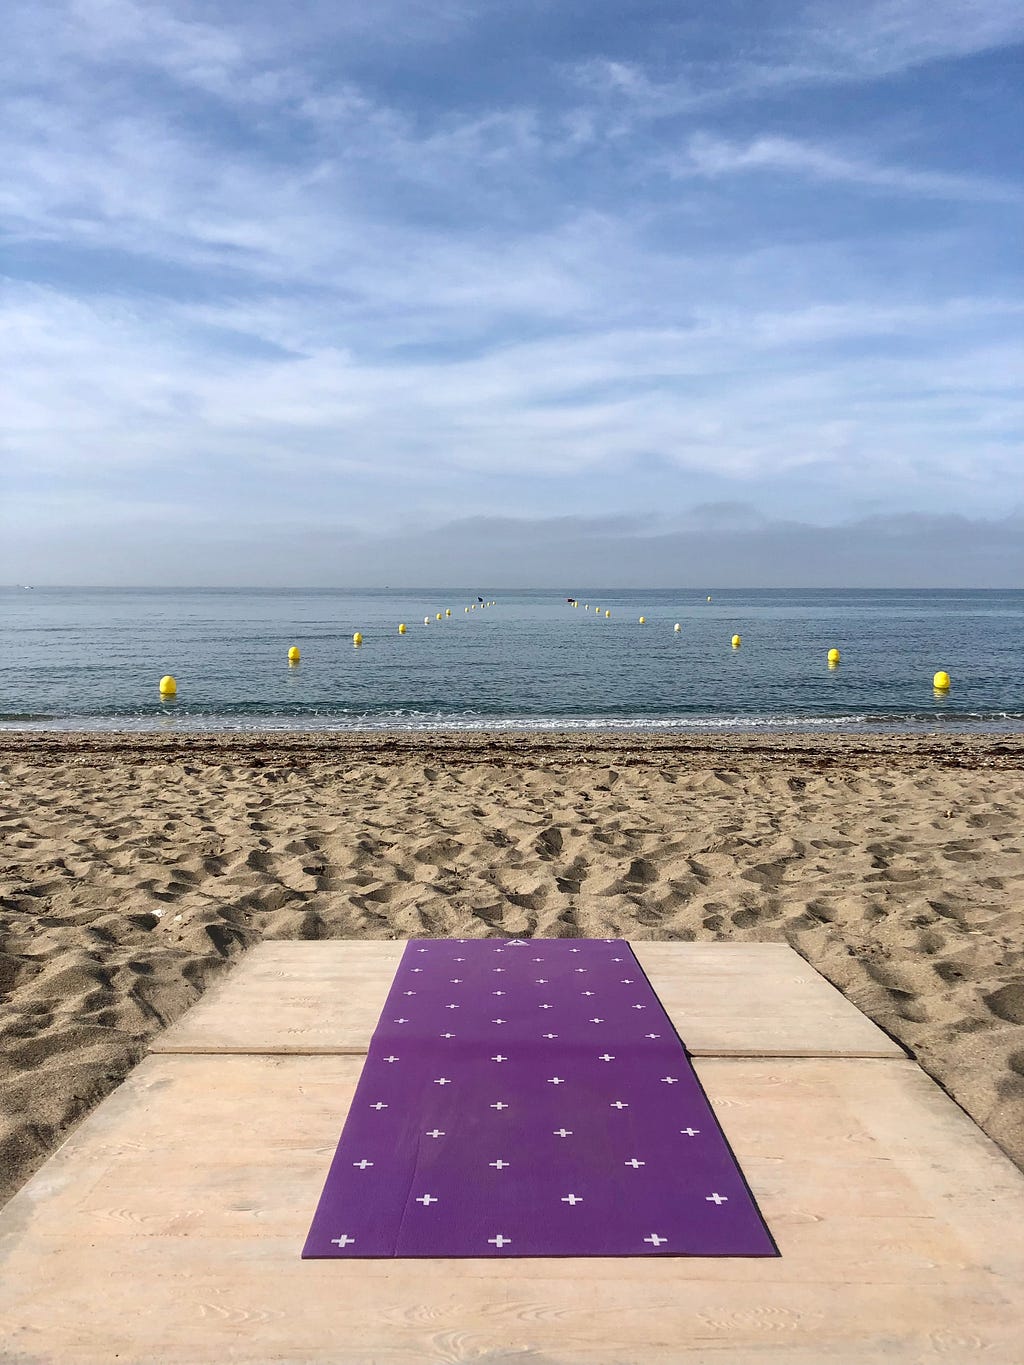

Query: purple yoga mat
303;938;776;1258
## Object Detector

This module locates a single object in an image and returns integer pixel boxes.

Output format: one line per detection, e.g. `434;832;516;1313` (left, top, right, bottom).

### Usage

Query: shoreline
2;727;1023;1207
4;728;1024;766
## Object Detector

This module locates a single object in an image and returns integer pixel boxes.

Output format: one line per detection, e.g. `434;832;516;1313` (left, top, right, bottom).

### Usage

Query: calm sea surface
1;587;1021;733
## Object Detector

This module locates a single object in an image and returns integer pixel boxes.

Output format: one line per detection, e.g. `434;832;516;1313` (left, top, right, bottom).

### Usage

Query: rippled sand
2;730;1023;1204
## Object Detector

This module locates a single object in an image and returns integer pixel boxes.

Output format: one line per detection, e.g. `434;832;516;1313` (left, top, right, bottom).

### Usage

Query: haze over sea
1;587;1021;734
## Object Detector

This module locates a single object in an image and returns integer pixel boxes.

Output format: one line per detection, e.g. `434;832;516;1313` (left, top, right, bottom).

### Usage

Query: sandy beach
2;729;1023;1206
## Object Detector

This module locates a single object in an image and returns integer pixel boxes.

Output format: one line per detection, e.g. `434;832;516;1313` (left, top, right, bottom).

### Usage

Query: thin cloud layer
2;0;1021;585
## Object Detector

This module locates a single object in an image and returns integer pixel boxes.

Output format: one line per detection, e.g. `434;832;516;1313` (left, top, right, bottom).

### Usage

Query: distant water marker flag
303;938;777;1258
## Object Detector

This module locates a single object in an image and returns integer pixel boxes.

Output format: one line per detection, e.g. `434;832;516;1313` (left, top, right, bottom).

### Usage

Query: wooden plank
1;1052;1022;1363
151;940;405;1054
633;943;905;1058
151;941;903;1059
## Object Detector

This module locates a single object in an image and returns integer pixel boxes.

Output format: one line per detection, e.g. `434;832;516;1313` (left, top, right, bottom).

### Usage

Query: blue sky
1;0;1022;585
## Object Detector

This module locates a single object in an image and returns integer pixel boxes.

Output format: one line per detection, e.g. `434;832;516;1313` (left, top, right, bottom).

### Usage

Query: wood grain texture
2;1052;1023;1364
150;940;903;1059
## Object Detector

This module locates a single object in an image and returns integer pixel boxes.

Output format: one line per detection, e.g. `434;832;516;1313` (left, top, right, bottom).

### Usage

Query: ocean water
0;587;1022;734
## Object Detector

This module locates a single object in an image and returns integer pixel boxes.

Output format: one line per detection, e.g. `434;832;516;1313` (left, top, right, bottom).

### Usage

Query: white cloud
1;0;1020;581
681;133;1022;203
570;1;1024;131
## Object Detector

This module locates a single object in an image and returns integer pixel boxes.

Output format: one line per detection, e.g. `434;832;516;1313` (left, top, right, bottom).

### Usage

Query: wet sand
2;730;1023;1205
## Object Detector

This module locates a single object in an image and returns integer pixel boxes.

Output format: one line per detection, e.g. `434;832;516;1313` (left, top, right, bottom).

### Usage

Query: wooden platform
150;940;906;1058
3;942;1023;1364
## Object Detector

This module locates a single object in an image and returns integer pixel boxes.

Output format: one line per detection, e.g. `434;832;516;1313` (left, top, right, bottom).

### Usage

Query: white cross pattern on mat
383;1055;399;1063
553;1128;573;1137
644;1234;667;1246
548;1076;565;1085
426;1129;445;1138
331;1235;355;1247
562;1194;583;1205
416;1195;438;1205
625;1158;645;1168
493;1018;507;1024
662;1076;679;1084
434;1077;451;1086
610;1100;629;1109
590;1017;605;1023
491;1102;508;1110
370;1102;387;1110
598;1053;615;1062
706;1192;729;1205
488;1234;512;1247
490;1159;509;1169
542;1032;558;1039
353;1160;373;1169
681;1128;701;1136
492;1054;507;1062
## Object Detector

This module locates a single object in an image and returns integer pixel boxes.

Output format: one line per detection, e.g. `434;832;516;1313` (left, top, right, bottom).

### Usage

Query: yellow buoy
638;616;646;624
707;595;712;602
732;634;742;648
398;623;406;634
353;631;363;646
674;623;681;633
465;606;469;612
605;610;610;618
933;670;951;690
445;609;451;617
158;674;176;697
827;648;840;664
287;646;300;663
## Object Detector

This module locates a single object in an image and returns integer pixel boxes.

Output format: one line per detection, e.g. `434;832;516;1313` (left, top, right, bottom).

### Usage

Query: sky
1;0;1021;587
